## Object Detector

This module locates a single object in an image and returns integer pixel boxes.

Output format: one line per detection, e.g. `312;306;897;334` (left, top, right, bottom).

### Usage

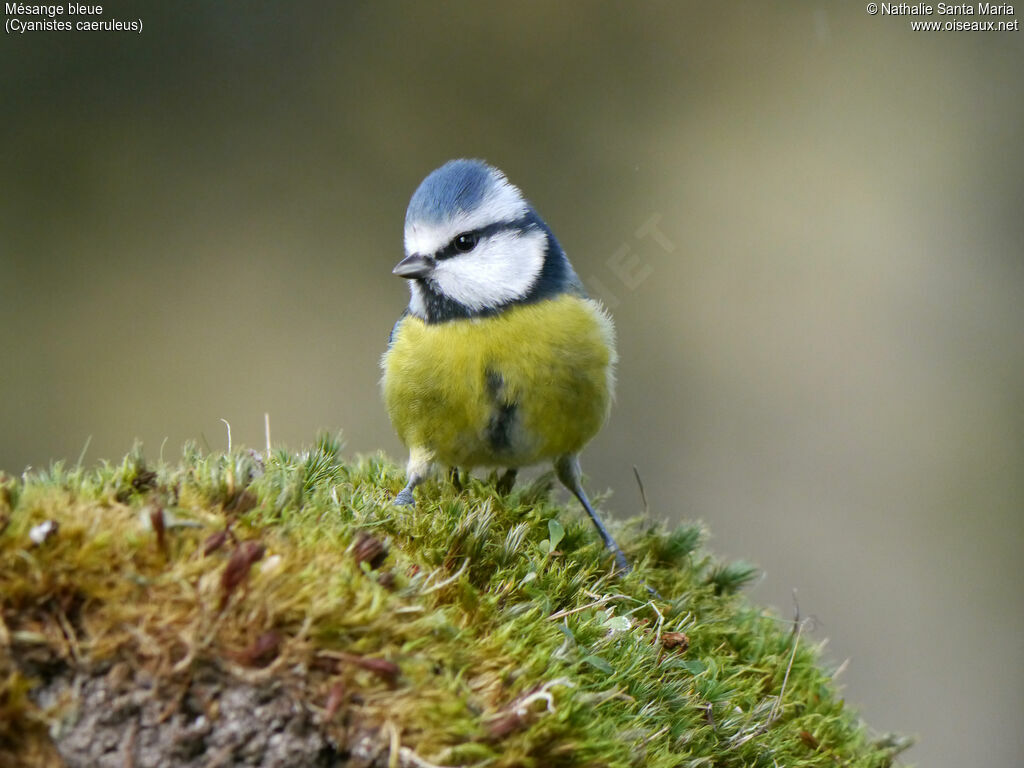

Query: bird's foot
607;546;663;599
393;488;416;506
496;468;518;495
608;545;631;575
447;467;463;492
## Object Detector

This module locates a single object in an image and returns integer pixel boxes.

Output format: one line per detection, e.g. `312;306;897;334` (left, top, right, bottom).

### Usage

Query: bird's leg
447;466;463;492
394;485;417;506
394;477;422;506
496;468;518;495
394;447;433;506
555;455;630;574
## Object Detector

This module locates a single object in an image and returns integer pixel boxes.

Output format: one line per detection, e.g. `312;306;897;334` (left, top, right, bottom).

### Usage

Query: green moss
0;437;909;767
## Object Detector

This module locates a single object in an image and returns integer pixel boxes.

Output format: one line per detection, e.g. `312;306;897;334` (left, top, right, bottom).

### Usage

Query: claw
394;488;416;506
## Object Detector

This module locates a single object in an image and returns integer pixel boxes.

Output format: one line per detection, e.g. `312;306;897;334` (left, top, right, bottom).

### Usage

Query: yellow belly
382;295;615;469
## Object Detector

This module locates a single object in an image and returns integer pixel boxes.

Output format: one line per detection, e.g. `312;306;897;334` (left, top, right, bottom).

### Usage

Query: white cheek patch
404;176;528;257
428;229;546;311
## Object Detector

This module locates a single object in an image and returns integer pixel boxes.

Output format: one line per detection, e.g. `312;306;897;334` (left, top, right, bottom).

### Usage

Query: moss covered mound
0;438;908;767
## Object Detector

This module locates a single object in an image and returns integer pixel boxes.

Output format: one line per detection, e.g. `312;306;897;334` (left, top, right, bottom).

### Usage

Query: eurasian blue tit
382;159;627;572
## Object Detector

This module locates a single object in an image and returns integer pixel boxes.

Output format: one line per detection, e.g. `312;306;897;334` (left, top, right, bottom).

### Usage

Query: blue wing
387;310;409;347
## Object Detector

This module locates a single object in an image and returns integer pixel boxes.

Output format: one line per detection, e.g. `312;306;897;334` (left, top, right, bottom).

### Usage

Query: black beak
392;254;435;279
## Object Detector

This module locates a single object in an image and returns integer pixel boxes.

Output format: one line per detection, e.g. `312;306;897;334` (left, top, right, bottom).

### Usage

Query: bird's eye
453;232;478;253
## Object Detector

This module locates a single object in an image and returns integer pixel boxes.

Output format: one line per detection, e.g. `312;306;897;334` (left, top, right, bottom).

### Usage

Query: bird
381;159;628;572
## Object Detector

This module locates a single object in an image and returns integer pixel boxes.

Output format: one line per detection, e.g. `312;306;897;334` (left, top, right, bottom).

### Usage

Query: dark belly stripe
484;368;516;453
487;401;517;453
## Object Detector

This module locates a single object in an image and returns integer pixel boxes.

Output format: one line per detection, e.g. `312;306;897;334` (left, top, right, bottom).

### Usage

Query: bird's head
394;159;580;322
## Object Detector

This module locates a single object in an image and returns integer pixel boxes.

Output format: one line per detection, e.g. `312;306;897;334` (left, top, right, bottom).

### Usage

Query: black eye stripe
434;215;537;260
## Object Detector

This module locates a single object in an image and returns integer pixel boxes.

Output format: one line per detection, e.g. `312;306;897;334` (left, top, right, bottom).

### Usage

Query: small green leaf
547;519;565;550
538;539;551;555
603;615;631;633
581;655;614;674
682;659;707;676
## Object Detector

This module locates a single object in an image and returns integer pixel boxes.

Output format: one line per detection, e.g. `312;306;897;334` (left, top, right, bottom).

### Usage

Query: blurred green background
3;2;1022;764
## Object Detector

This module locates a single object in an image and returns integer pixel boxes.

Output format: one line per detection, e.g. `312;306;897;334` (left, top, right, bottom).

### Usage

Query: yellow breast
382;294;616;469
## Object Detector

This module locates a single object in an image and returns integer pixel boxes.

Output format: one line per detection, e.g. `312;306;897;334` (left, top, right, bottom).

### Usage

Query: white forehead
404;173;528;257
